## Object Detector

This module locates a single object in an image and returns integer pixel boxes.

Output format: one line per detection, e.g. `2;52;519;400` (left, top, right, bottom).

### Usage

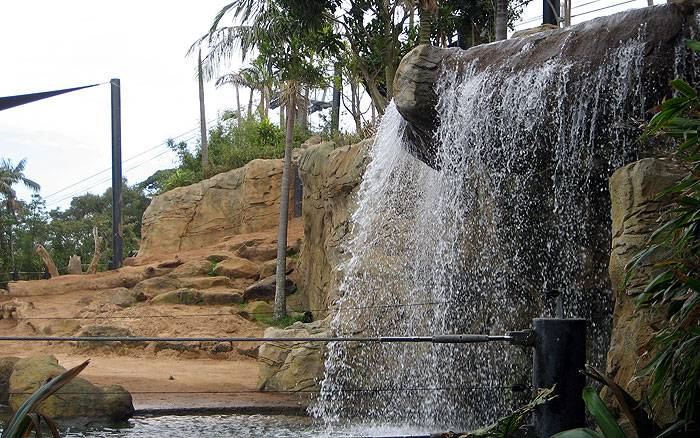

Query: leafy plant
1;360;88;438
624;40;700;425
553;387;625;438
459;386;555;438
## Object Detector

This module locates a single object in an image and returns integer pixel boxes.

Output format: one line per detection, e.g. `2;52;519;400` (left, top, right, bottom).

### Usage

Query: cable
571;0;639;18
42;116;221;205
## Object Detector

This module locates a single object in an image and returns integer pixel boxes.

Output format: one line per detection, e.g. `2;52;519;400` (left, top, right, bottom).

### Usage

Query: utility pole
495;0;507;40
110;78;123;270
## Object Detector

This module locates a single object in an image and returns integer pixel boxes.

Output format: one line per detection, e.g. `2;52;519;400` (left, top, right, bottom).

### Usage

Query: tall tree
0;158;40;268
197;49;211;171
195;0;341;320
216;70;246;128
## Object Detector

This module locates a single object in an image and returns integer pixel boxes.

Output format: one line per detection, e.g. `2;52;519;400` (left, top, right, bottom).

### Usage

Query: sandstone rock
260;258;296;279
605;158;684;425
302;134;323;148
244;301;273;319
297;140;371;313
258;317;331;392
243;276;296;302
8;355;134;421
75;326;146;352
133;275;183;301
0;300;34;320
151;289;204;305
0;357;20;405
213;257;260;279
235;245;278;262
511;23;559;38
185;276;233;289
7;265;168;297
44;319;82;335
95;287;136;308
206;251;236;263
153;342;197;354
236;341;261;359
201;290;244;305
170;260;212;277
139;159;294;258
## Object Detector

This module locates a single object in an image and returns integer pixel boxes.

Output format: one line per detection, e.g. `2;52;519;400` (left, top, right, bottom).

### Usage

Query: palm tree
192;0;340;320
215;71;246;128
0;158;40;268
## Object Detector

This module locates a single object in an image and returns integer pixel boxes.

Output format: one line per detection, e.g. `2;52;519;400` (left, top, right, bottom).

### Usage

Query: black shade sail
0;83;101;112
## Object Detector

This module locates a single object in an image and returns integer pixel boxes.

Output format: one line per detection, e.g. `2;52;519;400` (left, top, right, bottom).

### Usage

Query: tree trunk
300;87;309;133
235;80;242;129
248;89;254;118
198;49;210;170
67;255;82;275
280;103;285;129
87;226;103;275
331;66;341;136
36;245;59;278
274;88;295;321
495;0;507;41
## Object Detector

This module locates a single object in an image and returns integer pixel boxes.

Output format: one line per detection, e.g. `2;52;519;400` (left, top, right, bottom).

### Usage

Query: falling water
312;8;698;434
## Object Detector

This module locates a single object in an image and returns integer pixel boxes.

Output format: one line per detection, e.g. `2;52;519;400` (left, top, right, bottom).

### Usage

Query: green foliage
1;360;88;438
624;40;700;425
459;387;555;438
254;312;306;328
552;387;625;438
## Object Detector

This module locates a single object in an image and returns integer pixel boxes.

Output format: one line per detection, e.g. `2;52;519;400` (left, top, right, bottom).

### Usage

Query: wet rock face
393;2;698;168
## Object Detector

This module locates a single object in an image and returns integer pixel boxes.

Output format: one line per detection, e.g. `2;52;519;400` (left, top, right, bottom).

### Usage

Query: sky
1;0;653;211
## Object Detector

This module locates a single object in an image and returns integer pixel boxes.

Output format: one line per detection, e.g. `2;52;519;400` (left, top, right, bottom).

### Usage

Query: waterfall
312;9;697;434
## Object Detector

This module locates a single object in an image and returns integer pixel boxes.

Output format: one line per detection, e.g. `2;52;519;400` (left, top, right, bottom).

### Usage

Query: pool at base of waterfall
0;411;445;438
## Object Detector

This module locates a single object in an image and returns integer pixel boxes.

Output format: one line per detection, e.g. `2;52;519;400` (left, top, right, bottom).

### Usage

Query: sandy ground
0;220;309;413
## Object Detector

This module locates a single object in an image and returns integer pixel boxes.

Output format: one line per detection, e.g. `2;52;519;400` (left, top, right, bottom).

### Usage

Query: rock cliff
139;159;295;258
296;140;372;314
606;158;684;424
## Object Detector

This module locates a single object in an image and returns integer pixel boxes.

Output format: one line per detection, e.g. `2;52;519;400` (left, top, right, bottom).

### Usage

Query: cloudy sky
1;0;652;210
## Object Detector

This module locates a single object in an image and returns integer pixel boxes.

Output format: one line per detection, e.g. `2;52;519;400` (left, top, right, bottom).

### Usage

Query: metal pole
110;78;123;270
532;318;586;438
543;0;561;26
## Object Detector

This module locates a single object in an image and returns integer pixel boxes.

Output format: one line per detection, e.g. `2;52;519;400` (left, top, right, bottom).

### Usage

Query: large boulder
257;317;331;392
8;355;134;421
605;158;684;424
394;2;698;168
139;159;295;258
0;357;20;405
243;276;296;302
296;140;372;313
213;256;260;280
132;275;183;301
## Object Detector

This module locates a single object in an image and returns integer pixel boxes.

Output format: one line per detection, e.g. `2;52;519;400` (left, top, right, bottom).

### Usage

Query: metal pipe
0;334;516;343
110;78;123;270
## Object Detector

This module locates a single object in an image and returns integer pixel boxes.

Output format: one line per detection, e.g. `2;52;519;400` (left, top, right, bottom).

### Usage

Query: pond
0;410;441;438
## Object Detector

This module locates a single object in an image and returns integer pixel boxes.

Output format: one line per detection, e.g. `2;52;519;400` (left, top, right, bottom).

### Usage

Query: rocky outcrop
139;159;295;258
394;2;698;168
296;140;372;314
5;264;171;297
8;355;134;421
606;158;684;424
0;357;20;405
257;317;331;392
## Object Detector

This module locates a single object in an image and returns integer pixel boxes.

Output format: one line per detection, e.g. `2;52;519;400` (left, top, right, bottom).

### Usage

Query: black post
110;78;123;270
532;318;586;438
543;0;561;26
12;268;18;282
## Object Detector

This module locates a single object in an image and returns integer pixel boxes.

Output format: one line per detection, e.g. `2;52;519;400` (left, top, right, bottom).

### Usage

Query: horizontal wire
0;335;514;343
